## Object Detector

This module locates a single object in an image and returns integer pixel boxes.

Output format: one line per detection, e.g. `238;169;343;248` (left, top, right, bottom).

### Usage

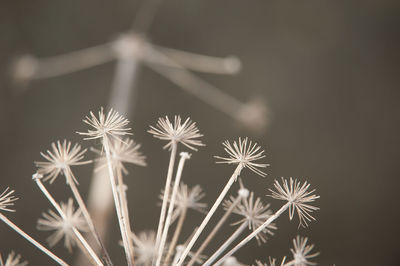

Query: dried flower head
35;140;91;184
37;198;88;252
130;231;161;265
215;137;269;177
290;236;319;266
78;107;132;141
92;138;146;174
175;184;208;212
160;183;208;220
0;188;18;213
224;192;276;244
269;178;319;228
1;251;28;266
148;116;204;151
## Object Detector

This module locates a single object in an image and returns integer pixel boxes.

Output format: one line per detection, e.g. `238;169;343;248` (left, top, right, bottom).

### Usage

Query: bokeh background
1;0;400;265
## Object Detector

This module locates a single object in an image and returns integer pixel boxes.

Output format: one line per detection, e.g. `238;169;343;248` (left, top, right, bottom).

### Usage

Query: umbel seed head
269;177;320;228
290;235;319;266
0;188;18;213
35;140;91;184
37;198;88;252
215;137;269;177
148;115;204;151
77;107;132;141
92;137;146;175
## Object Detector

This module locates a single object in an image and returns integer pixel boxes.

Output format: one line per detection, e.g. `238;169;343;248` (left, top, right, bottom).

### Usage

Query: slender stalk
64;169;113;265
75;235;98;266
177;164;243;266
171;246;184;266
203;221;248;266
163;207;187;266
144;47;244;118
0;213;68;266
78;44;141;266
34;178;104;266
154;143;178;264
150;45;241;75
116;167;135;264
156;152;190;266
103;137;134;266
187;193;243;266
73;228;102;266
33;43;115;79
214;203;290;266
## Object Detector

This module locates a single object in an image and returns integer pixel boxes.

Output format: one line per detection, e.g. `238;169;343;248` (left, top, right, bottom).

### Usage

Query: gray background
1;0;400;265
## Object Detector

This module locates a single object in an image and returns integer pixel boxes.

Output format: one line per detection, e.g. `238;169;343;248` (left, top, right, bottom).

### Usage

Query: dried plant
0;190;68;265
255;235;319;266
35;140;91;184
1;108;320;266
37;198;88;252
0;251;28;266
0;188;18;212
177;138;269;265
10;3;270;264
269;178;320;228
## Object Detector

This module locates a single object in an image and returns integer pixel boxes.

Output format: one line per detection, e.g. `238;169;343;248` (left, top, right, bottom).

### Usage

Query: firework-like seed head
77;107;132;141
1;251;28;266
34;140;91;184
290;236;319;266
0;188;18;213
223;192;276;244
92;138;146;174
130;231;163;265
148;115;204;151
37;198;88;252
214;137;269;177
160;183;208;218
269;177;320;228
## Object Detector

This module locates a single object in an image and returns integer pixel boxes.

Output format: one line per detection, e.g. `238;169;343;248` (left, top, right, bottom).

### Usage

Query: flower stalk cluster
1;108;320;266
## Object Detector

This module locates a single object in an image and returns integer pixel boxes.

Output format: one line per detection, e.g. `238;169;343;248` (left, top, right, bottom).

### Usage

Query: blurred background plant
0;0;399;265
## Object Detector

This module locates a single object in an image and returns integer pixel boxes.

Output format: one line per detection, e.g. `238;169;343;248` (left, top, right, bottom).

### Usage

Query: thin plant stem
214;202;291;266
144;47;244;118
171;246;184;266
177;164;243;266
203;221;248;266
116;167;135;264
154;143;178;264
78;46;141;266
187;193;243;266
0;213;68;266
34;178;104;266
64;169;113;266
156;152;190;266
33;44;115;79
152;45;241;75
75;235;99;266
163;206;187;266
103;137;134;266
